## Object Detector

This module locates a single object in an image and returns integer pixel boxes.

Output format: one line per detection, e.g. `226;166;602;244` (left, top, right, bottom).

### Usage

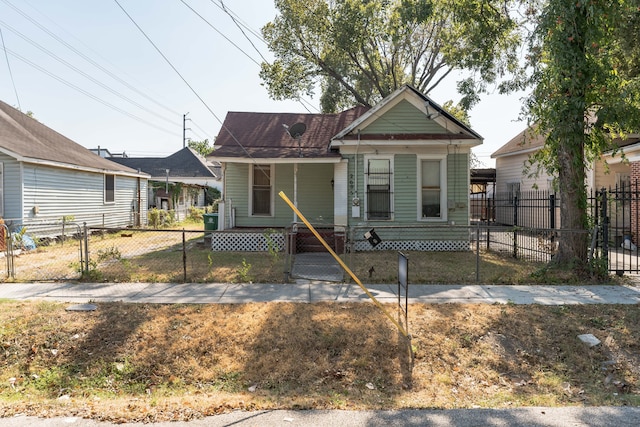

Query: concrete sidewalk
1;281;640;305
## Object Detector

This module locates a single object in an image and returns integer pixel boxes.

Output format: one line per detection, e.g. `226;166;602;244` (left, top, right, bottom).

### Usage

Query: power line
0;27;20;110
178;0;261;67
217;0;270;64
0;19;179;126
211;0;266;44
2;47;180;137
113;0;260;166
2;0;182;118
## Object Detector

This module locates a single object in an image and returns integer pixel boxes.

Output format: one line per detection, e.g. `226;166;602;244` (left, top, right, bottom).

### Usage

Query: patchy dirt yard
1;300;639;423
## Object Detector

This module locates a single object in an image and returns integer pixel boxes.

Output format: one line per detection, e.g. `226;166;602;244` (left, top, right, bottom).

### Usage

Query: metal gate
593;185;640;274
0;221;84;282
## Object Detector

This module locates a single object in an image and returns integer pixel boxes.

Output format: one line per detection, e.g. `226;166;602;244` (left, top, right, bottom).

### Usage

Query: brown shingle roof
0;100;138;173
212;106;370;159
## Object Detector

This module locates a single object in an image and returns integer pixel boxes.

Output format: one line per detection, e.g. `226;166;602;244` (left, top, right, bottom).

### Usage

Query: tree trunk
555;128;588;265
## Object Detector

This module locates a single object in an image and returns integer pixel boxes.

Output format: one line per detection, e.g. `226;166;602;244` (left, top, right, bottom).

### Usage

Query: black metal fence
471;184;640;274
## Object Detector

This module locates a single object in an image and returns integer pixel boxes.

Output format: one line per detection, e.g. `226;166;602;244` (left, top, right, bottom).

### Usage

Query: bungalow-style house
0;100;149;234
108;147;221;221
491;126;640;231
210;85;482;251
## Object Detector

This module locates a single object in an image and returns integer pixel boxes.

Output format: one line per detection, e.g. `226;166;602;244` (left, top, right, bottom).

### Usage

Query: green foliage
206;188;221;207
148;208;176;228
236;258;253;283
262;229;281;262
96;246;122;262
70;259;103;281
520;0;640;266
188;206;205;222
261;0;521;112
187;139;214;157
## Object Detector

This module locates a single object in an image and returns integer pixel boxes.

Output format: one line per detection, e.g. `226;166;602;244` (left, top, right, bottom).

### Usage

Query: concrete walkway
1;281;640;305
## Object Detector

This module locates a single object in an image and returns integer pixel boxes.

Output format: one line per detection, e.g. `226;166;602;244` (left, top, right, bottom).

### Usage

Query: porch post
293;163;298;223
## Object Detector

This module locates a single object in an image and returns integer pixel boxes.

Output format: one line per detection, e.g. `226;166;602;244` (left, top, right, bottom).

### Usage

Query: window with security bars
252;164;271;215
366;159;392;219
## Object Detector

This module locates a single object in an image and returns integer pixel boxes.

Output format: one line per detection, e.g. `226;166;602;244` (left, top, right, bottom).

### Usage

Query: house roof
332;85;483;142
108;147;218;180
212;107;370;160
0;100;140;174
491;126;545;159
492;125;640;159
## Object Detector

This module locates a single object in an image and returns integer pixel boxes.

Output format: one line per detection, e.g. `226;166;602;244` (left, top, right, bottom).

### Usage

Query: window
251;164;272;216
104;174;115;203
366;158;392;220
421;159;442;218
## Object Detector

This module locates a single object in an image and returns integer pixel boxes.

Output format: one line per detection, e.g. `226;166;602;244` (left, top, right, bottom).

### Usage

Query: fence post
476;222;481;283
549;194;556;229
513;195;519;258
601;188;609;266
84;222;89;275
182;229;187;283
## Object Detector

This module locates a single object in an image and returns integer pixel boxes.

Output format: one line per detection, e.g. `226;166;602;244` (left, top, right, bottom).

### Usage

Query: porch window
104;174;115;203
251;164;272;216
420;159;443;218
366;158;392;220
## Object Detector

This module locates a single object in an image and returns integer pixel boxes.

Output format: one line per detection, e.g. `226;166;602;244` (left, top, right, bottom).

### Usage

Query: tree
188;139;214;157
260;0;522;113
523;0;640;270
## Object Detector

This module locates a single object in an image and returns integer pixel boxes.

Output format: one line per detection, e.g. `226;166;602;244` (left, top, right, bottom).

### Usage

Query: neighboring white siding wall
22;163;147;228
495;153;552;194
0;152;22;222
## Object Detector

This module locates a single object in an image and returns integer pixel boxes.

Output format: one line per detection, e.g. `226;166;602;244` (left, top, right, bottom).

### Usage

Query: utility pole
183;112;191;148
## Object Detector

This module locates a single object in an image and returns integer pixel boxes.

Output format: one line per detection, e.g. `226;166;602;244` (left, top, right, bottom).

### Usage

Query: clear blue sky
0;0;527;167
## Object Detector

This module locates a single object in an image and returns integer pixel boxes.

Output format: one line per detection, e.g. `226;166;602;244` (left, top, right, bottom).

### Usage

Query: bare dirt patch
1;300;639;422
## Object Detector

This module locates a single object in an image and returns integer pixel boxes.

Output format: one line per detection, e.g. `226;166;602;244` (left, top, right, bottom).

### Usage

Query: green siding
393;154;418;223
447;153;469;225
362;100;447;134
345;152;470;227
294;164;334;224
225;162;334;227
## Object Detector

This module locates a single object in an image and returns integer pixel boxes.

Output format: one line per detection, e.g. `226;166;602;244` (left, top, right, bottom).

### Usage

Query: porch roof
211;107;369;160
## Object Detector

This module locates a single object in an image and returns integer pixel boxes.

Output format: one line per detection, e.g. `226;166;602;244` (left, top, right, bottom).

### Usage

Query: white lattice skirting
209;231;468;252
353;240;470;252
211;232;285;252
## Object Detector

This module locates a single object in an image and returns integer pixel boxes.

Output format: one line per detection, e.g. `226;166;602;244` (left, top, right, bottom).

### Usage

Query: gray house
211;85;483;251
108;147;221;221
0;100;149;234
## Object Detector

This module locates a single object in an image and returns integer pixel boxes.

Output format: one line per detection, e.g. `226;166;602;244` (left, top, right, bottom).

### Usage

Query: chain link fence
0;222;609;284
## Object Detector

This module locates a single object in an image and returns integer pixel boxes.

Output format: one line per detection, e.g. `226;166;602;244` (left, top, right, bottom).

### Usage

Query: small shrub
236;258;253;283
263;228;281;262
188;206;205;222
96;246;122;262
148;208;176;228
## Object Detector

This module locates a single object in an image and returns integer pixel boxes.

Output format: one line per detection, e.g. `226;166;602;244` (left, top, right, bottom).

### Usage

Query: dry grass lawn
1;299;639;423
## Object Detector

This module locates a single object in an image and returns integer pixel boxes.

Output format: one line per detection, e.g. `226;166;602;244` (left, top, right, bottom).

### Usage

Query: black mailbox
364;228;382;247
